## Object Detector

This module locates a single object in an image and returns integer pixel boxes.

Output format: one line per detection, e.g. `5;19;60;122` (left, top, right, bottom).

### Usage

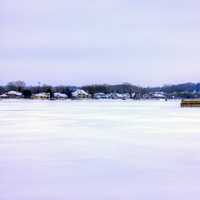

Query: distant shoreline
1;81;200;100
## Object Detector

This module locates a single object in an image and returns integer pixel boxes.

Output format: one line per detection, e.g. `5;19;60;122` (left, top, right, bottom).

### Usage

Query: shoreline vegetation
1;81;200;100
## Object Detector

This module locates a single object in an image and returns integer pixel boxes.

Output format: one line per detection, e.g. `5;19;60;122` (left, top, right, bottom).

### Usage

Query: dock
181;99;200;107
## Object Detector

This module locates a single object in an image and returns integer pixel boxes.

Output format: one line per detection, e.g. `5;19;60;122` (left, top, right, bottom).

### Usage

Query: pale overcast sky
1;0;200;86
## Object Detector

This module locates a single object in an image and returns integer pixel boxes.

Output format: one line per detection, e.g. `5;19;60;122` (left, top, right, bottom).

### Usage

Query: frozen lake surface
1;100;200;200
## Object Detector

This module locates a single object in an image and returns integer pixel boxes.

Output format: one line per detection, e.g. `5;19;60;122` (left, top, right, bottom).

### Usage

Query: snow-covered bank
0;100;200;200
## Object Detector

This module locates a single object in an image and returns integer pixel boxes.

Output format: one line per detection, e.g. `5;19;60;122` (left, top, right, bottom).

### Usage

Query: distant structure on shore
0;89;169;101
0;91;23;99
181;99;200;107
1;81;200;100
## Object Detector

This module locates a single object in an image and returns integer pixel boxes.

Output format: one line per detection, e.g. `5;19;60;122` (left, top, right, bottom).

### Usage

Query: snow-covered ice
1;99;200;200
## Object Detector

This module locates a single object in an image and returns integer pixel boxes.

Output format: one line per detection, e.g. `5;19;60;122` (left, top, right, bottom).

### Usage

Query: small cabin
181;99;200;107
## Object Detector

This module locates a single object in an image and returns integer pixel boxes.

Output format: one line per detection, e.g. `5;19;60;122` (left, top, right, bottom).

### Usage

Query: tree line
0;81;144;98
1;81;200;99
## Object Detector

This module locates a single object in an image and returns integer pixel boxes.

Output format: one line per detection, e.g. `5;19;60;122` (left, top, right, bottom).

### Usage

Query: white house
111;93;130;100
0;94;8;99
7;91;23;98
72;89;89;99
151;92;166;99
54;93;68;99
32;93;49;99
94;93;107;99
